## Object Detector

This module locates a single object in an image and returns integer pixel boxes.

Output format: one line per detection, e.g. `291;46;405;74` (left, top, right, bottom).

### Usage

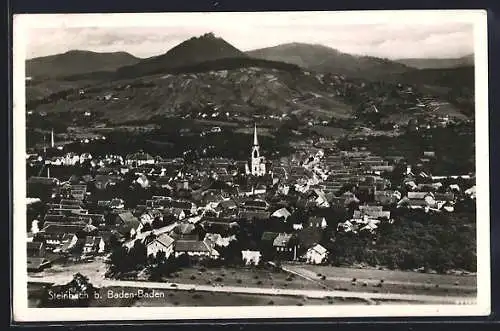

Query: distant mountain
26;50;140;79
246;42;410;79
115;33;248;78
395;54;474;69
391;66;474;91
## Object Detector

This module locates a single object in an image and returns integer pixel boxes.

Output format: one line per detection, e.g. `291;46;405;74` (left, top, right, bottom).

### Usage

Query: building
303;244;328;264
143;233;175;259
241;250;262;266
245;124;266;176
173;240;216;259
82;236;105;255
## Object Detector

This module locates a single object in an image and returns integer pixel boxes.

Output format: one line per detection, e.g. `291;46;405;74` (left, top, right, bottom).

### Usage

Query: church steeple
250;124;266;177
253;123;259;146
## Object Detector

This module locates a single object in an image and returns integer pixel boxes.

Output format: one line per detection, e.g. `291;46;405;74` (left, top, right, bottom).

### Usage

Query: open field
283;264;476;297
161;266;325;291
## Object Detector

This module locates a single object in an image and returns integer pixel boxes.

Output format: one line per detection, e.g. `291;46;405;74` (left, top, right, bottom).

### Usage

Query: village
25;118;477;289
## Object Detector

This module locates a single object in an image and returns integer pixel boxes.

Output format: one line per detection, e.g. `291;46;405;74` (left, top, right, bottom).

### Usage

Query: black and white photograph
12;10;490;321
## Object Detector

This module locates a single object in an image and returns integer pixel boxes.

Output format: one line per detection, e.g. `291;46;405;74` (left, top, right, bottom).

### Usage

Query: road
280;265;476;292
28;273;476;305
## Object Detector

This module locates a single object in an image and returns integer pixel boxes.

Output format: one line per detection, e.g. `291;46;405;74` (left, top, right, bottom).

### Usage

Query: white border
12;10;490;322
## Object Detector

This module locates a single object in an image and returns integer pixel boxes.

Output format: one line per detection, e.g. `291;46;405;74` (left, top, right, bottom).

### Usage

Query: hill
28;61;472;126
391;66;474;90
26;50;140;79
246;43;411;79
387;66;475;117
115;33;248;78
395;54;474;69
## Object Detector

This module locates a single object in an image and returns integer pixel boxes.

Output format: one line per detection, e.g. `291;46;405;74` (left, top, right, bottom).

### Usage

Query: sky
16;11;478;60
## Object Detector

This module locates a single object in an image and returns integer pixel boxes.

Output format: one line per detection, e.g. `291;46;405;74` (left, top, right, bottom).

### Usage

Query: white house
241;250;261;266
144;233;175;259
303;244;328;264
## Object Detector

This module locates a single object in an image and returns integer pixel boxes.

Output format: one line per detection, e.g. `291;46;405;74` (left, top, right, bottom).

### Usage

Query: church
245;124;266;176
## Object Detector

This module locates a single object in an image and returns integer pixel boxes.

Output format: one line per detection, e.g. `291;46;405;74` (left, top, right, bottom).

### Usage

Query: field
283;264;476;297
160;265;326;291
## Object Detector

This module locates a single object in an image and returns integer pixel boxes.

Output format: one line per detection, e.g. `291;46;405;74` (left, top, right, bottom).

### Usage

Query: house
308;216;327;229
374;190;401;206
310;189;330;208
271;208;292;221
303;244;328;264
173;240;217;259
82;236;105;255
238;210;270;221
201;218;239;235
140;210;163;225
399;192;437;209
353;210;391;220
273;233;299;260
153;199;197;215
203;233;236;249
143;233;175;259
59;233;80;253
172;208;186;220
116;212;142;238
36;224;83;248
242;199;269;211
241;250;262;266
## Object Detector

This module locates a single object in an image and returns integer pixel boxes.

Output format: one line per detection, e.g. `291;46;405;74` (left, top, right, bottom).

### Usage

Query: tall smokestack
51;129;55;148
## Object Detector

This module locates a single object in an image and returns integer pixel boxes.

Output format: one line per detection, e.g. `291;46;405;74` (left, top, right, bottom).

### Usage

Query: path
28;274;476;305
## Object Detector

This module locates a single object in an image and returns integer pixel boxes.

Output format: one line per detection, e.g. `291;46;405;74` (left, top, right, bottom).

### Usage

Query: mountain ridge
246;42;411;79
26;50;140;79
394;54;474;69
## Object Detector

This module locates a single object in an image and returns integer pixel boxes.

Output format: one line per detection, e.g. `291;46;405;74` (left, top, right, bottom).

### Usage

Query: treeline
324;209;476;273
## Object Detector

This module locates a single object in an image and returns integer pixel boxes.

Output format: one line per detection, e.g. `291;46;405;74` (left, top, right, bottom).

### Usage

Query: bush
268;300;274;305
190;275;196;280
253;275;259;279
317;273;322;277
215;277;223;282
200;267;206;272
192;294;203;299
236;279;242;284
286;277;293;281
321;275;326;280
256;280;263;285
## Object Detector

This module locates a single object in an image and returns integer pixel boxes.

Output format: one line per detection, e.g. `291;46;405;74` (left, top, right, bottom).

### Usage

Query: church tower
250;124;266;176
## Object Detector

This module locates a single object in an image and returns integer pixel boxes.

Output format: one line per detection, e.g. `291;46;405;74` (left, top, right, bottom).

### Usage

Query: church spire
253;123;259;146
